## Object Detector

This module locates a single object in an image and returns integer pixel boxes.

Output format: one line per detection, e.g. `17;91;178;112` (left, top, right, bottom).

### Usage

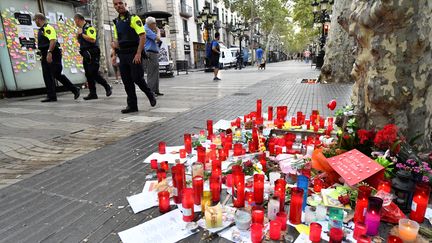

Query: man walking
144;17;163;97
111;0;156;113
34;13;80;102
211;32;221;81
74;13;112;100
256;46;263;69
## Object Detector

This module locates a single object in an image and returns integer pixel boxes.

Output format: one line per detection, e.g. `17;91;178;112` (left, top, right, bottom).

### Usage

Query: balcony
179;3;193;18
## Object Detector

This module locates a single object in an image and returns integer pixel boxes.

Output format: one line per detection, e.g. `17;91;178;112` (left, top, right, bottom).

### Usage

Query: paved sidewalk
0;61;303;189
0;61;352;242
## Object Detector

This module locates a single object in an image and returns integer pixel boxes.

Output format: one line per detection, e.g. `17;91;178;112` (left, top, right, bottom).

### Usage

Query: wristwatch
47;50;52;53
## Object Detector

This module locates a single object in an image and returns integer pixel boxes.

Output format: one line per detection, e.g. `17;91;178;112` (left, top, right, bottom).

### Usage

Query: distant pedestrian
112;0;156;113
144;17;163;97
34;13;80;102
304;50;311;63
74;13;112;100
110;44;121;82
256;46;264;69
211;32;221;81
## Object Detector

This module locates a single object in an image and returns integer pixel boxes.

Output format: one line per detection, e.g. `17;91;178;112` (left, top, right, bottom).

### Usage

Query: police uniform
77;23;112;99
113;11;156;112
38;23;79;101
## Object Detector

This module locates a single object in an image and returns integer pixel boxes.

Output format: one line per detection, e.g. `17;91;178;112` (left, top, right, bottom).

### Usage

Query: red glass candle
184;133;192;154
319;118;325;128
235;117;241;128
253;174;264;204
329;227;343;243
289;187;304;224
158;141;166;154
197;146;206;163
268;142;275;155
275;179;286;212
276;212;287;231
157;169;166;182
212;159;222;177
353;222;367;240
210;176;221;203
246;191;254;205
305;119;310;130
171;164;185;204
207;120;213;139
313;125;319;132
275;146;283;155
387;235;403;243
248;141;256;153
259;154;267;172
150;159;158;170
291;117;297;126
192;176;203;205
410;182;431;223
353;186;372;223
256;99;262;118
182;188;194;222
309;222;322;242
313;177;323;192
232;172;245;208
357;235;371;243
225;174;233;187
158;191;170;213
160;161;169;171
179;149;186;158
250;223;263;243
218;148;226;161
269;220;281;240
377;179;392;193
233;143;243;156
252;206;265;225
268;106;273;121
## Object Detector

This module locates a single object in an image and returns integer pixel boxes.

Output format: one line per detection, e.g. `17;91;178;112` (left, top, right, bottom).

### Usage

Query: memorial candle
274;179;286;212
158;141;166;154
210;176;221;203
184;133;192;154
160;161;169;171
309;222;322;242
233;143;243;156
387;235;403;243
329;227;343;243
398;219;419;242
377;179;392;193
253;174;264;204
192;176;203;205
158;191;170;213
289;187;304;224
259;153;267;172
172;164;185;204
268;196;280;220
409;182;430;223
207;120;213;139
354;186;372;223
268;141;275;155
275;146;283;155
353;222;367;240
276;212;287;231
313;177;323;192
150;159;158;170
232;172;245;208
157;169;166;182
245;191;254;205
197;146;206;163
256;99;262;118
182;188;194;222
269;220;281;240
364;197;383;236
268;106;273;121
252;206;265;225
250;223;263;243
218;148;226;161
248;141;256;153
179;149;186;158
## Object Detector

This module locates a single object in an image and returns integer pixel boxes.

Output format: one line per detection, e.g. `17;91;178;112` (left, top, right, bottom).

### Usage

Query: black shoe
83;94;98;100
150;97;157;107
213;77;221;81
155;92;164;96
121;106;138;114
41;98;57;102
74;89;80;100
106;86;112;97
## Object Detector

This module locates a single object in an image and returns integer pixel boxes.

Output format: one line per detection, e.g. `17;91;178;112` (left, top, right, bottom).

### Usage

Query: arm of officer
44;25;57;63
82;26;97;44
131;15;146;64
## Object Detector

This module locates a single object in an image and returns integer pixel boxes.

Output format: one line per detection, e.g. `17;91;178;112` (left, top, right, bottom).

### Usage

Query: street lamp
231;21;248;70
311;0;334;69
196;6;219;70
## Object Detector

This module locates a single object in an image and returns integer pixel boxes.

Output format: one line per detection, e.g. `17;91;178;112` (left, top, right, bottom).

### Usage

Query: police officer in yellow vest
74;14;112;100
111;0;156;113
34;13;80;102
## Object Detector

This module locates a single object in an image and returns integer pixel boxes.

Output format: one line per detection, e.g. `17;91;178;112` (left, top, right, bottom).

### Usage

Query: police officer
34;13;80;102
74;13;112;100
111;0;156;113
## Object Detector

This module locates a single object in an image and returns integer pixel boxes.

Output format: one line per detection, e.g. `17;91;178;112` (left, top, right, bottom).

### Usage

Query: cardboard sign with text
326;149;384;187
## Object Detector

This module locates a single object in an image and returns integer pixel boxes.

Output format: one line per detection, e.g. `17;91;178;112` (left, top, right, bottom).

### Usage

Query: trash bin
176;60;188;75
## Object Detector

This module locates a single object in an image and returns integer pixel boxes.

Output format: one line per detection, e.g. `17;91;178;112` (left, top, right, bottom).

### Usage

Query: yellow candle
201;191;211;212
205;202;222;228
398;219;419;242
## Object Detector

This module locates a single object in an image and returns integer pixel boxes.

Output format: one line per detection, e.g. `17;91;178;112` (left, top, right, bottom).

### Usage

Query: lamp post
232;22;248;70
197;6;218;71
312;0;333;69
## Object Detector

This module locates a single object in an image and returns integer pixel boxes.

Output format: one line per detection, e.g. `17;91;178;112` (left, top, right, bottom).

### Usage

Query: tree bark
348;0;432;150
320;0;355;83
90;0;107;73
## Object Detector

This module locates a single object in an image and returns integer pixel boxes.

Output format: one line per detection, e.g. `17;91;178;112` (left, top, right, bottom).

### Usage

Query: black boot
83;94;98;100
121;106;138;114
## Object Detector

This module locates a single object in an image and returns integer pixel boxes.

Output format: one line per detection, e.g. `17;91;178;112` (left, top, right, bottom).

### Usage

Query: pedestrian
256;46;264;69
74;13;112;100
211;32;221;81
144;16;163;97
110;44;121;82
111;0;156;113
34;13;80;102
304;49;311;64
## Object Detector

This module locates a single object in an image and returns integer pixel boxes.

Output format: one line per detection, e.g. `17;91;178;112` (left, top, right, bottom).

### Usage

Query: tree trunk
90;0;107;73
349;0;432;150
320;0;355;83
